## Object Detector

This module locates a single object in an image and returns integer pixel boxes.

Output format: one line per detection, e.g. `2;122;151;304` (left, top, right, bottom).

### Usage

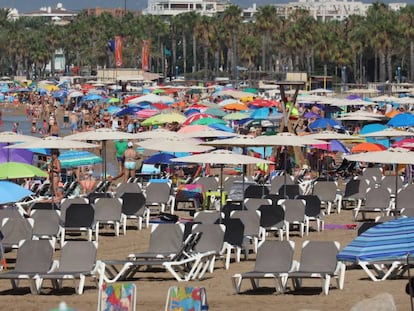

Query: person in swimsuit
123;142;138;182
48;149;61;196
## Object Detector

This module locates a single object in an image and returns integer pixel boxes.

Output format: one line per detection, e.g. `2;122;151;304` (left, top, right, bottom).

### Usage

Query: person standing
48;149;61;196
123;142;138;182
115;139;128;175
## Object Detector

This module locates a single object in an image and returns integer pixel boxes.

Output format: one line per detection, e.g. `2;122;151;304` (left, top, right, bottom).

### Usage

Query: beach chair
34;241;99;295
98;282;137;311
0;217;34;251
244;184;269;199
144;181;175;214
269;174;294;194
287;240;345;295
60;203;95;245
60;197;88;223
93;198;123;240
296;195;325;234
277;199;307;239
120;192;149;232
165;286;208;311
232;240;296;294
230;210;264;258
99;232;214;283
340;178;369;210
258;204;286;241
193;211;223;224
115;182;142;197
127;223;185;260
354;187;392;221
30;209;61;240
312;181;341;215
243;198;272;211
0;240;54;294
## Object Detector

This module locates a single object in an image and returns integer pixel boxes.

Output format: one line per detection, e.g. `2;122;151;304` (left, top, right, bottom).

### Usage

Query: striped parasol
337;217;414;263
59;150;102;169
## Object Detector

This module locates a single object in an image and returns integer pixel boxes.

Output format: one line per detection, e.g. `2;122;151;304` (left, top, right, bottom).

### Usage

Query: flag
115;36;123;67
142;40;150;72
164;47;171;57
108;39;115;52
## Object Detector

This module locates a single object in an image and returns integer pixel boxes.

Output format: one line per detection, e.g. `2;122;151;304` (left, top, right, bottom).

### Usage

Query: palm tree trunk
204;46;208;81
379;52;386;82
374;51;378;82
192;33;196;73
386;52;392;82
261;34;266;71
410;41;414;81
182;33;187;74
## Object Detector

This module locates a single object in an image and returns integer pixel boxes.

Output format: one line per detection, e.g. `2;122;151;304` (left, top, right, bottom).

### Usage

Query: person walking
123;142;139;182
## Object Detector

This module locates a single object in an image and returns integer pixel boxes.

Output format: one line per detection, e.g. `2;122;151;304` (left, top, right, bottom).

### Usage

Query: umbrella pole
219;164;224;224
407;254;414;311
283;147;287;198
103;141;107;182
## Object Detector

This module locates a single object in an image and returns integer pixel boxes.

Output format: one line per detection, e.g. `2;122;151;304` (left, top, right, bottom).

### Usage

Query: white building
20;3;77;25
144;0;230;16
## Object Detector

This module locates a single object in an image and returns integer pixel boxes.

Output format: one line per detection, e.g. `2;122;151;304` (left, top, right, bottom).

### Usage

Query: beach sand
0;105;411;310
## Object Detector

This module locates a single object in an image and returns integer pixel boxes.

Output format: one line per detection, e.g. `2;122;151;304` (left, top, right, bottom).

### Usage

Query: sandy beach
0;105;412;310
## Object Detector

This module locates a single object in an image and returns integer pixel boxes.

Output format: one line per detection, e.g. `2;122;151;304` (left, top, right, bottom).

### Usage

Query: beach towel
166;286;208;311
98;282;137;311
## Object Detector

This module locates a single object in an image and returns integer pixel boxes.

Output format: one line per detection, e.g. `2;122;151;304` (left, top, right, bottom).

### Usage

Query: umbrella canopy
7;136;98;149
143;152;176;164
253;132;327;147
65;128;135;141
171;149;272;165
115;106;142;117
0;180;34;204
59;150;102;169
360;129;413;138
351;142;387;153
203;135;260;147
0;143;33;164
337;217;414;262
204;108;226;117
180;127;237;138
345;147;414;164
134;129;179;140
182;113;212;126
141;112;186;126
222;112;250;121
305;131;361;141
191;117;227;126
312;139;349;153
0;162;47;179
387;113;414;127
0;131;42;143
137;137;214;153
309;118;341;130
137;108;159;119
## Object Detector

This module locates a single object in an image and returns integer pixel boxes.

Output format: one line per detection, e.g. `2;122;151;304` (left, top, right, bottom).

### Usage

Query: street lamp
397;66;401;84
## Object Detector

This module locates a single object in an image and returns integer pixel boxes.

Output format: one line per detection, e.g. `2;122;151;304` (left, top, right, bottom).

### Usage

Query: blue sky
2;0;413;13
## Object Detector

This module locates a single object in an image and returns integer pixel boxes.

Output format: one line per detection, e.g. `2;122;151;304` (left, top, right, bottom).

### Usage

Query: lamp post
397;66;401;84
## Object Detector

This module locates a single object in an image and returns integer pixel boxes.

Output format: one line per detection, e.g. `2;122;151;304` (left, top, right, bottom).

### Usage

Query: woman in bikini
123;142;139;182
48;149;61;196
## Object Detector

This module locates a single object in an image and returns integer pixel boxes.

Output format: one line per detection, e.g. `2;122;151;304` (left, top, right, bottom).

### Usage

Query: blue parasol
144;152;177;164
309;118;341;130
337;217;414;263
0;181;34;204
387;113;414;127
59;150;102;169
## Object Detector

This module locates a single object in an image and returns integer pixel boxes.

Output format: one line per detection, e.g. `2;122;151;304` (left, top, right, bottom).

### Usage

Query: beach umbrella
303;111;321;119
141;112;186;126
59;150;102;169
182;113;212;126
137;137;214;153
191;117;227;126
392;138;414;149
7;136;98;150
0;162;47;179
0;180;34;204
351;142;387;153
184;109;201;117
107;97;120;104
115;106;142;117
223;112;250;121
171;149;272;220
65;129;134;179
209;123;235;133
360;129;413;139
305;131;361;141
152;102;170;110
204;108;226;117
337;217;414;281
0;132;42;144
312;139;349;153
136;109;159;119
309;118;341;130
387;113;414;127
181;127;237;138
222;103;249;111
360;123;391;148
0;145;33;164
134;129;180;140
143;152;176;164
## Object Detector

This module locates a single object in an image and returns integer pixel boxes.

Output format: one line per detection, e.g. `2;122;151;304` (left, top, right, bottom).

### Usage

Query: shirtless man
123;142;138;182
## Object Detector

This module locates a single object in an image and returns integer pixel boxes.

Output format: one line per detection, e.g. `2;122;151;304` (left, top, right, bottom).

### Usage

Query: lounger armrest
48;260;60;273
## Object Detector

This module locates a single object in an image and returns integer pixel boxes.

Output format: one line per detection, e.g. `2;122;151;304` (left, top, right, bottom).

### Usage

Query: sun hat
128;142;133;147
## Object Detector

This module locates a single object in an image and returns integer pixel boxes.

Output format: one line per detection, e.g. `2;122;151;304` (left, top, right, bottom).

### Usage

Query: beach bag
165;286;209;311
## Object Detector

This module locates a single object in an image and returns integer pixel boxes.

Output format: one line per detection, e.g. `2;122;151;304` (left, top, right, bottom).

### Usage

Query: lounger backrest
115;182;142;197
145;182;171;204
120;192;146;217
298;241;339;273
64;203;95;228
365;187;390;209
148;224;184;254
94;198;122;222
194;211;222;224
278;184;301;199
380;175;403;195
87;192;112;204
1;217;33;247
243;198;272;211
244;184;269;199
221;218;244;248
59;241;97;272
362;167;382;182
397;186;414;211
192;224;225;253
296;195;322;218
230;210;260;236
258;204;285;229
312;181;337;201
278;199;305;223
255;240;294;272
222;202;244;219
15;240;54;273
194;176;219;192
270;175;294;194
60;197;88;222
31;210;60;237
0;208;22;225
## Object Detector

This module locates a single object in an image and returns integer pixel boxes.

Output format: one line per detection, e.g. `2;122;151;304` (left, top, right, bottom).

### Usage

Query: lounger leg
322;275;331;295
77;275;85;295
337;263;346;289
359;262;382;281
232;274;242;294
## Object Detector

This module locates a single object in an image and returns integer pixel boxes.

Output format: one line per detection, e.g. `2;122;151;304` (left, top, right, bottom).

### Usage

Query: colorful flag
115;36;123;67
142;40;150;72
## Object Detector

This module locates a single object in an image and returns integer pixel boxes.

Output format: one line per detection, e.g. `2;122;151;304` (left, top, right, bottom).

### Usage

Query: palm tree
399;6;414;81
